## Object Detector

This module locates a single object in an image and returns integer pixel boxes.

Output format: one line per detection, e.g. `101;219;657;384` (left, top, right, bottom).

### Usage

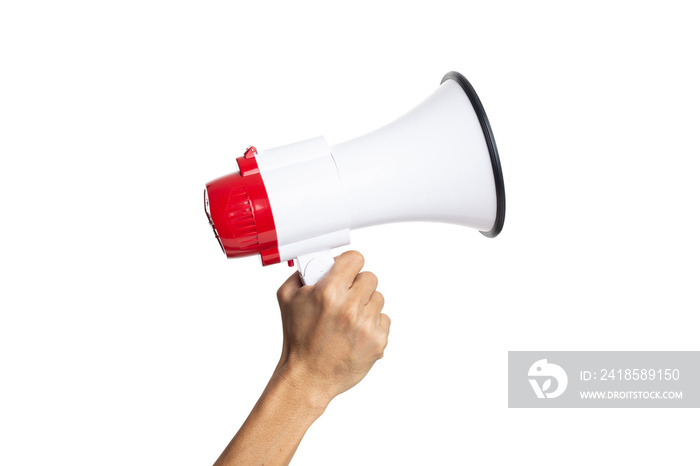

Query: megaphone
204;71;505;285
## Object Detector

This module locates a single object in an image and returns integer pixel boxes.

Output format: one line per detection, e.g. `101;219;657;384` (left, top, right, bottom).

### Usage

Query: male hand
274;250;391;409
213;251;389;466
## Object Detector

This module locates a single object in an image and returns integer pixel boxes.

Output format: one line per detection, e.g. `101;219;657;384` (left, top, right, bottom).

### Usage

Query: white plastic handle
295;249;336;286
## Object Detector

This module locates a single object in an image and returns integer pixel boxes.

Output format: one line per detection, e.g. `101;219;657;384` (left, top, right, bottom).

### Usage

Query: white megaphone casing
205;71;505;285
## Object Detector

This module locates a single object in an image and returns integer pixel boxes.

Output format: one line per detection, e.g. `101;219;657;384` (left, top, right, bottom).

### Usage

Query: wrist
272;361;333;417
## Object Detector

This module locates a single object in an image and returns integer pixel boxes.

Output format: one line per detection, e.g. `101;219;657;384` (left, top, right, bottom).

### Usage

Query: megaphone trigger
295;249;336;286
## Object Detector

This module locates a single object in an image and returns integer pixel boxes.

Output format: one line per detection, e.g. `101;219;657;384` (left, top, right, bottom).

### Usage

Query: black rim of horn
441;71;505;238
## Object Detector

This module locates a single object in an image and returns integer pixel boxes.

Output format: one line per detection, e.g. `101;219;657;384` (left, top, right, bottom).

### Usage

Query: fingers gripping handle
295;250;336;286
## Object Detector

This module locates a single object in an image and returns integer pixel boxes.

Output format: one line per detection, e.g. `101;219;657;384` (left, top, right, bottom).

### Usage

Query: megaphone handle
295;249;336;286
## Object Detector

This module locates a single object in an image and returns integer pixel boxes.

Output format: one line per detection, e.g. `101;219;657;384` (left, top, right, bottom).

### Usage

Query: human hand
274;250;390;410
213;251;389;466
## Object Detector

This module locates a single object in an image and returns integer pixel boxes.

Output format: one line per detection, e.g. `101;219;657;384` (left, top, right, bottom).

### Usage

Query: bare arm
214;251;391;466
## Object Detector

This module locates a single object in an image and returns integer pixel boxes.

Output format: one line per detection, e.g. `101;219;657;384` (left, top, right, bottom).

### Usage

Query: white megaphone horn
204;71;505;285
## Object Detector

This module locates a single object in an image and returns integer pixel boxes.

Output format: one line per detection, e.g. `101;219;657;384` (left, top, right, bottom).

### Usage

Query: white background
1;1;698;465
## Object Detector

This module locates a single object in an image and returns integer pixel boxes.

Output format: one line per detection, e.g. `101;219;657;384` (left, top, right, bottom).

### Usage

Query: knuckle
373;291;385;308
317;284;339;306
380;314;391;335
383;313;391;327
361;271;378;287
374;327;388;344
361;320;375;337
341;310;356;326
276;286;288;303
344;250;364;267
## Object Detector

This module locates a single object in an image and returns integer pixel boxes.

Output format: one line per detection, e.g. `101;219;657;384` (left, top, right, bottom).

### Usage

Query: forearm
214;366;329;466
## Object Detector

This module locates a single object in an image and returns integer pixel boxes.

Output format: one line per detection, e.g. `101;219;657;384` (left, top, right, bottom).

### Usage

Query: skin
214;250;391;466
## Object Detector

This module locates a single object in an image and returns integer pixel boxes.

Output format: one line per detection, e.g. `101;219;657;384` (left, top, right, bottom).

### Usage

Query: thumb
276;271;303;304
